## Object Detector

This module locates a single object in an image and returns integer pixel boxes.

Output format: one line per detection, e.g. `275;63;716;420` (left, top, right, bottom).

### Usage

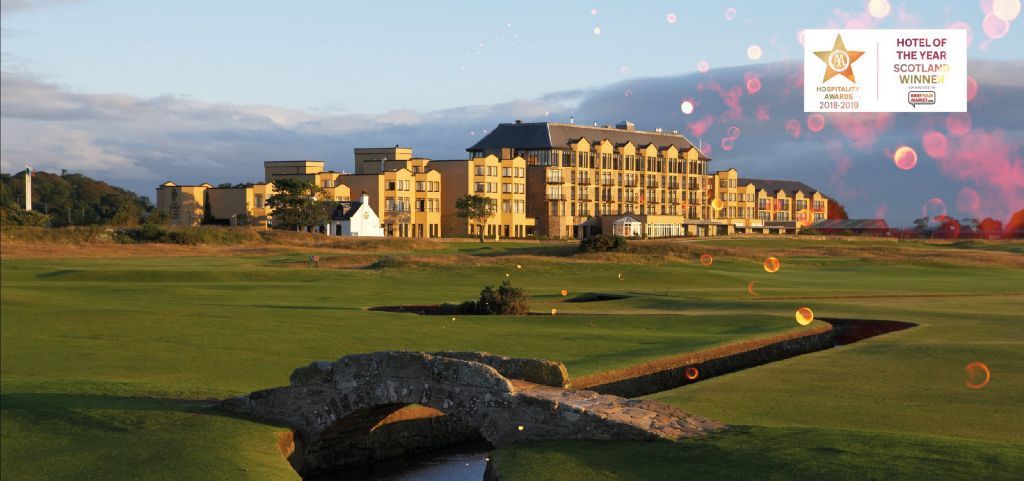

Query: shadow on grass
0;392;218;413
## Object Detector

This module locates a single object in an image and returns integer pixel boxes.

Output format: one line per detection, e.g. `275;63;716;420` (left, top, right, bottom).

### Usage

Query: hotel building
430;154;533;239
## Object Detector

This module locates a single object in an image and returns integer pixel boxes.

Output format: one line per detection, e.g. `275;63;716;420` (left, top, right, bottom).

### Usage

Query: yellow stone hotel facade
157;121;828;238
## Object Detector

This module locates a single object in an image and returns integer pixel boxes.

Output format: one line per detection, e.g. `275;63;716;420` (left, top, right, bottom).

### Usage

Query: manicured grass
2;237;1023;480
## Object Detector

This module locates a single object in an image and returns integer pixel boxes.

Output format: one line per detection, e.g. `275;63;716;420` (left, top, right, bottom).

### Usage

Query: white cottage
329;193;385;237
612;216;643;238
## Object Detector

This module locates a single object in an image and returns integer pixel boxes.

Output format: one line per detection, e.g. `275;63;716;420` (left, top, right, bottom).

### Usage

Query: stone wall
430;351;571;388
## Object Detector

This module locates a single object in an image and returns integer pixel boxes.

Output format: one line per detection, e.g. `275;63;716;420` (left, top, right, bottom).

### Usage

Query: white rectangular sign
804;29;967;113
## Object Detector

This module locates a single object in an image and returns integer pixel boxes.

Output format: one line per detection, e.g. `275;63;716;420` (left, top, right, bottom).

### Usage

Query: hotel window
502;200;512;213
814;200;825;211
322;180;334;188
758;198;768;210
416;199;425;212
386;181;396;190
433;181;440;191
416;181;425;192
796;200;807;210
503;183;512;193
516;200;525;213
474;182;485;193
254;194;264;208
475;166;485;176
502;167;512;177
385;197;396;211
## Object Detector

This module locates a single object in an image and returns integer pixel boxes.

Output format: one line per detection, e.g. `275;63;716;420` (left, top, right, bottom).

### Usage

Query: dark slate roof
332;201;364;220
812;219;890;230
467;122;709;160
739;178;821;196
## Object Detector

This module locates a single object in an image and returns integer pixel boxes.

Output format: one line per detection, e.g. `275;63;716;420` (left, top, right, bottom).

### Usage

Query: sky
1;0;1022;225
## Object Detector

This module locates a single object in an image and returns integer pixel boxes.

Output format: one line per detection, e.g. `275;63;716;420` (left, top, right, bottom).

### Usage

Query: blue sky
3;1;1018;113
1;0;1022;225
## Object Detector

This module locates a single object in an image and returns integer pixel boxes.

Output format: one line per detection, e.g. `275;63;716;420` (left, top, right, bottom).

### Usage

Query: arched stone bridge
223;351;722;477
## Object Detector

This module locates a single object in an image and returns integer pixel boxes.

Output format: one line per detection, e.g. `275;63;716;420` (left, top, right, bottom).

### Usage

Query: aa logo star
814;34;864;83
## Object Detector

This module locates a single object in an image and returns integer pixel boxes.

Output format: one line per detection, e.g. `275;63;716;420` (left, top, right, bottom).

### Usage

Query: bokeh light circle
685;367;699;380
795;307;814;326
796;209;813;227
922;131;949;159
680;100;695;115
747;281;758;296
624;89;632;97
785;119;802;138
807;114;825;133
763;257;781;273
697;60;710;73
965;362;991;389
711;198;724;211
727;126;741;138
966;75;978;101
868;0;892;18
746;77;762;94
893;146;918;170
721;137;735;151
550;308;557;315
725;7;737;21
922;198;947;219
747;45;763;61
946;113;972;136
982;14;1010;38
666;12;678;24
700;253;713;266
993;0;1021;20
593;26;602;35
619;65;629;74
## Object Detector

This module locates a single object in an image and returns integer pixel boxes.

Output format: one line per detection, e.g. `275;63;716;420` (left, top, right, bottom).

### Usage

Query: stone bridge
223;351;722;477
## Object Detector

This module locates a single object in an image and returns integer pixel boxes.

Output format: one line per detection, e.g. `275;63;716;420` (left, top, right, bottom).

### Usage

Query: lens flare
619;65;629;74
624;89;632;97
893;146;918;170
617;272;624;280
807;114;825;133
711;198;724;211
720;137;735;151
700;253;713;266
763;257;781;273
956;187;981;214
725;7;737;21
666;12;678;24
727;126;741;138
697;60;710;73
922;131;949;159
982;14;1010;38
746;77;762;94
795;307;814;326
747;45;763;61
550;308;557;315
796;208;813;227
966;75;978;101
922;198;947;219
593;26;602;35
993;0;1021;20
516;264;522;269
518;424;525;431
965;362;991;389
946;113;972;136
868;0;892;18
785;119;802;138
685;367;699;380
560;289;568;296
747;281;758;296
680;100;695;115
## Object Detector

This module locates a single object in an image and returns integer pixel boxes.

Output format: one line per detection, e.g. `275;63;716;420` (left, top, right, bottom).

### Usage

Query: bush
455;280;530;315
578;234;629;253
113;225;262;245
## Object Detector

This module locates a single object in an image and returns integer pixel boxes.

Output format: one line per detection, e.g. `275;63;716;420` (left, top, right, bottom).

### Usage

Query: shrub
455;280;530;315
578;234;629;253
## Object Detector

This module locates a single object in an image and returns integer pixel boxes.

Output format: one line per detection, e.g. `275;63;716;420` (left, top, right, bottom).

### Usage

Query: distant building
812;218;889;235
329;193;384;237
430;154;534;239
155;182;211;226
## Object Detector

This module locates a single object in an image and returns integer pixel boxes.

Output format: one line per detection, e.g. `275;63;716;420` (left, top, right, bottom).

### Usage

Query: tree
826;196;849;220
912;217;930;231
0;169;150;226
978;217;1003;238
455;194;493;242
265;178;333;231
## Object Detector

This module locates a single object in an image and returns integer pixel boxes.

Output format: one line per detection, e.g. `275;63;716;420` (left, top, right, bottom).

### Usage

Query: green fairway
2;237;1023;480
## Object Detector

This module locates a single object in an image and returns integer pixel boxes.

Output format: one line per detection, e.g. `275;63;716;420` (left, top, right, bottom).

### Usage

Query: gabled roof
467;122;710;160
332;201;365;220
739;178;821;196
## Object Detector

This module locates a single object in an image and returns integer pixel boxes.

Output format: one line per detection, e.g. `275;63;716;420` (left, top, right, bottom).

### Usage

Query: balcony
601;179;615;186
546;177;564;184
578;178;592;185
546;193;566;200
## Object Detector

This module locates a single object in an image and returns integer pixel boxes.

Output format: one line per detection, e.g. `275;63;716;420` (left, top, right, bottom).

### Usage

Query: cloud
2;60;1022;224
0;0;82;16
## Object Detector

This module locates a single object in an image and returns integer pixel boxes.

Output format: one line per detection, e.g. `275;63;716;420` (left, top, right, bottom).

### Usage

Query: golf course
1;232;1022;480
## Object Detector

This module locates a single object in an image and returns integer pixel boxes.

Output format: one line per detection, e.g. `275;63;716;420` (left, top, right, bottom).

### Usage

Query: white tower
24;165;32;211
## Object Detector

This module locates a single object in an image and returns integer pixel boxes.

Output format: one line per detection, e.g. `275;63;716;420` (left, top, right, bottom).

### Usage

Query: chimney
615;121;634;131
514;119;522;124
569;114;575;124
672;130;679;134
655;127;663;133
360;190;370;204
379;157;385;173
593;121;598;126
